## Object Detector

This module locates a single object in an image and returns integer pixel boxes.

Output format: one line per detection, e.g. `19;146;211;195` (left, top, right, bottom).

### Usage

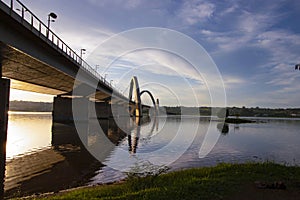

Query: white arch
140;90;157;115
128;76;142;117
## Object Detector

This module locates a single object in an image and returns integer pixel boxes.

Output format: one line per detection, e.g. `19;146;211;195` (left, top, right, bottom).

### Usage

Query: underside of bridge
1;42;75;95
0;41;113;101
0;1;115;101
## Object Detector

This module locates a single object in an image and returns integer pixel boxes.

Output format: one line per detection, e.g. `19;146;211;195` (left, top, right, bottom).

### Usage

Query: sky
8;0;300;108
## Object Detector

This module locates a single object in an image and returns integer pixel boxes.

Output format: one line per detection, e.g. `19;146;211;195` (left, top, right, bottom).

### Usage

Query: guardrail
1;0;124;97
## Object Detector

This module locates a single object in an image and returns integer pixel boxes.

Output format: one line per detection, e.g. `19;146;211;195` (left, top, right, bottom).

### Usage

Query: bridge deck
0;0;125;101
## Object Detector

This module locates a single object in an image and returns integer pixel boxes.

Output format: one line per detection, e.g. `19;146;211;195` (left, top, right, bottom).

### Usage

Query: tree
217;108;229;119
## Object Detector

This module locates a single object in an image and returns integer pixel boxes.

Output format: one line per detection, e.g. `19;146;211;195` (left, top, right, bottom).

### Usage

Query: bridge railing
1;0;124;97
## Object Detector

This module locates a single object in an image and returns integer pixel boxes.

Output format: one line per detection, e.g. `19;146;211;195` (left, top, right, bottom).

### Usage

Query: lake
4;112;300;196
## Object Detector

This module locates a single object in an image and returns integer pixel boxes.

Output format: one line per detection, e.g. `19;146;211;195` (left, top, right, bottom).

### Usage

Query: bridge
0;0;158;198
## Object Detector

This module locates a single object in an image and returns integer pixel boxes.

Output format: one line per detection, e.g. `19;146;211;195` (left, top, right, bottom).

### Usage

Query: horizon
8;99;300;109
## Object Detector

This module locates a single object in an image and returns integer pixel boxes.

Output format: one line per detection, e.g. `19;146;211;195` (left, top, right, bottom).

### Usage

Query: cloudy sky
9;0;300;108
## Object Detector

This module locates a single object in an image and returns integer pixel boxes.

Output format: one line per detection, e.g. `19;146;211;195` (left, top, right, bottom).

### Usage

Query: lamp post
95;65;100;72
110;80;113;87
95;65;100;78
80;49;86;58
47;12;57;38
80;49;86;65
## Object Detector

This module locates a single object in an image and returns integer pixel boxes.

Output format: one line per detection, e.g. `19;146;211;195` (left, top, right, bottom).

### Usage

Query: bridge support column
72;97;89;147
0;78;10;200
53;96;91;122
52;96;73;123
92;101;112;119
52;96;89;146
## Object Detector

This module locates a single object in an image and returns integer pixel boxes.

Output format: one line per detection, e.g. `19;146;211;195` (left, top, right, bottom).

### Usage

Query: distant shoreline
8;111;52;114
8;101;300;118
9;101;53;112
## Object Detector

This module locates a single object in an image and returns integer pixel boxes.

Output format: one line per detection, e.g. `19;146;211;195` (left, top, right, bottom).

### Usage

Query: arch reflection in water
128;117;140;154
127;115;159;154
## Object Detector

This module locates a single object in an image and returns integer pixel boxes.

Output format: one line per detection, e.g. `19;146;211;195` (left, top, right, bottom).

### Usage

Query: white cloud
252;30;300;95
199;9;278;53
220;4;238;16
238;11;271;34
179;0;215;25
87;0;142;9
223;75;246;87
200;29;213;35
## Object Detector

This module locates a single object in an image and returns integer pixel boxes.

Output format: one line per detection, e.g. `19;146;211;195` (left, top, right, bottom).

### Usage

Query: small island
225;118;254;124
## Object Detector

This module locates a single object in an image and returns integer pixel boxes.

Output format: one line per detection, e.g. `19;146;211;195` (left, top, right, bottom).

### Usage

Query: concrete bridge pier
0;65;10;200
92;101;112;119
53;96;73;123
52;96;89;146
92;101;132;119
52;96;92;122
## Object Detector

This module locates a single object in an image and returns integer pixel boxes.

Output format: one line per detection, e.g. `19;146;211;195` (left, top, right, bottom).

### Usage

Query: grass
13;162;300;200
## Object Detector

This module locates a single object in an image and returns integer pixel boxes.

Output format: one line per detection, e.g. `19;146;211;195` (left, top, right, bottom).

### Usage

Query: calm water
5;112;300;196
7;112;52;159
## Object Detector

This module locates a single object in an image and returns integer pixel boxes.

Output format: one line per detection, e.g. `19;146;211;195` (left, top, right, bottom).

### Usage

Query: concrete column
53;96;90;123
52;96;73;123
93;101;111;119
0;78;10;200
156;98;160;116
71;97;89;147
111;102;129;118
52;96;89;146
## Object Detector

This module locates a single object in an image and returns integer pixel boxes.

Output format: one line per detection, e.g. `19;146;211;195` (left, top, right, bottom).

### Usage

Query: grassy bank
15;162;300;200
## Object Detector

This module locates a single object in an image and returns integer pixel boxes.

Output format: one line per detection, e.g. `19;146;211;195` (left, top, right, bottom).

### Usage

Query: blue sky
9;0;300;108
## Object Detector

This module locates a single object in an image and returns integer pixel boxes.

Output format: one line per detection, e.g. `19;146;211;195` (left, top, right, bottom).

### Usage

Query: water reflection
128;117;140;154
5;122;97;198
5;114;136;198
127;116;157;154
5;113;300;198
217;123;229;135
6;112;52;159
5;113;155;198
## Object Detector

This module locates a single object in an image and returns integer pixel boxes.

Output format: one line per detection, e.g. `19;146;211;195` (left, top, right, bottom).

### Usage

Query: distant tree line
164;106;300;118
8;101;300;117
9;101;53;112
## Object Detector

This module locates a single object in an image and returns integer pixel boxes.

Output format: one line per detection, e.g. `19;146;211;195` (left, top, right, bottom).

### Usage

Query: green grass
14;162;300;200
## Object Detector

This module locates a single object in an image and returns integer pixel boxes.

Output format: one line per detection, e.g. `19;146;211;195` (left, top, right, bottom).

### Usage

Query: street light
47;12;57;37
80;49;86;58
110;80;113;86
104;73;108;79
95;65;100;72
80;49;86;65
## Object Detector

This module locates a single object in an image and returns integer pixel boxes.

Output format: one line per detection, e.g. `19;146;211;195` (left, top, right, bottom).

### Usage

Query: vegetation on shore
225;118;254;124
16;162;300;200
9;101;300;118
164;106;300;118
9;101;52;112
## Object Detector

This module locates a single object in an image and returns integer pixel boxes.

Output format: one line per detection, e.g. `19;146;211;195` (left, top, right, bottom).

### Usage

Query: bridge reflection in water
4;116;154;198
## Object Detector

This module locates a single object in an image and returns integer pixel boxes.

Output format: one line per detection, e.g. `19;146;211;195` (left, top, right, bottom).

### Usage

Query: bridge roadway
0;0;156;199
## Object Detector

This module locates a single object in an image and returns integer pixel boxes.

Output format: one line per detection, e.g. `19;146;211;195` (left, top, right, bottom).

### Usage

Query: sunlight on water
6;112;52;159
